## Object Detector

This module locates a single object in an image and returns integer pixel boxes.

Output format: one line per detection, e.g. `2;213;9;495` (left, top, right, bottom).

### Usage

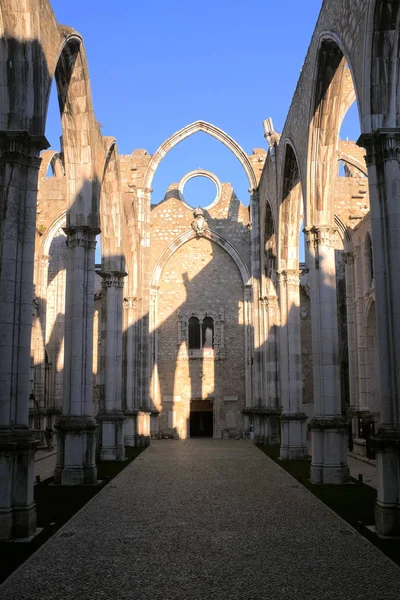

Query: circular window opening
182;176;218;209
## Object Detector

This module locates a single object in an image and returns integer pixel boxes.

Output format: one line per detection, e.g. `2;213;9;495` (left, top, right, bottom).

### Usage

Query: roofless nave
1;0;400;543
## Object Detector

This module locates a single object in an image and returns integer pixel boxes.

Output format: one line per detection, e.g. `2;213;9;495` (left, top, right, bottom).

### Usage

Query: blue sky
46;0;360;209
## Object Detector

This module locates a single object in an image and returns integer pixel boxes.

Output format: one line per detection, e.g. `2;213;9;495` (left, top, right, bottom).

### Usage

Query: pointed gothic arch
151;228;251;288
143;120;257;192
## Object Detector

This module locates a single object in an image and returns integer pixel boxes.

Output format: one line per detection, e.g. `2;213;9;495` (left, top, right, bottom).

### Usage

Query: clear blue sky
46;0;360;209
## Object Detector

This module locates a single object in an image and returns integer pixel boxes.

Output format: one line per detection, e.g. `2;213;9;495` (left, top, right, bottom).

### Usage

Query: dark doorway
190;399;213;437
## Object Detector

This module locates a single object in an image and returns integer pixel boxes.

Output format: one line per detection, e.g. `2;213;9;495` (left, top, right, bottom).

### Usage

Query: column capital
0;131;50;167
358;129;400;166
343;251;354;265
100;270;127;288
277;269;301;287
304;225;337;249
63;227;99;250
261;295;279;309
123;296;137;310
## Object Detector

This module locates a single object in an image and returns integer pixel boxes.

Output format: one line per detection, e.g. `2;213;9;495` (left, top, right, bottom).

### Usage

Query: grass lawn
0;445;146;583
257;445;400;567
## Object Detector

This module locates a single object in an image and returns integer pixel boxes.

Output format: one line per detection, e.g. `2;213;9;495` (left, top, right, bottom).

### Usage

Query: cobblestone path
2;440;400;599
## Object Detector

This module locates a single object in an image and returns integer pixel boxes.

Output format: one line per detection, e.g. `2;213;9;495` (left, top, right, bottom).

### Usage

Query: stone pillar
54;227;98;485
306;226;349;484
250;189;263;408
358;130;400;535
123;296;138;446
136;188;152;425
343;251;359;412
278;270;307;459
243;285;253;410
0;131;49;539
353;243;367;411
98;271;126;461
31;255;50;429
259;295;280;445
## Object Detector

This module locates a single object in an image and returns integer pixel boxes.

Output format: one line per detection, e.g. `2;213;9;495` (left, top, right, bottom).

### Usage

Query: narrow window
202;317;214;349
188;316;201;349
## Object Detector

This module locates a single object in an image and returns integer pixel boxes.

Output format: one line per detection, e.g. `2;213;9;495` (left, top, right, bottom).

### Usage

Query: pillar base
310;417;349;484
0;429;38;540
280;412;308;459
97;411;125;461
54;416;98;485
136;410;151;446
124;413;137;447
374;431;400;536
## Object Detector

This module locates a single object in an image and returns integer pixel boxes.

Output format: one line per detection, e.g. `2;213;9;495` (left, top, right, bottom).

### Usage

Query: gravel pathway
2;439;400;599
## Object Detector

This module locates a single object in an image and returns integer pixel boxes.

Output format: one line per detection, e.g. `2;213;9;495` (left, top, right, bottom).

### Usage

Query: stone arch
100;139;126;272
151;228;251;288
143;120;257;192
41;211;67;257
308;34;361;223
337;151;368;177
279;140;303;271
39;150;65;179
52;32;100;227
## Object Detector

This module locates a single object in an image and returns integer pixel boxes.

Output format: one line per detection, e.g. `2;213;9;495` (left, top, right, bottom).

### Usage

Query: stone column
278;270;307;459
259;295;280;444
53;227;98;485
343;251;359;412
32;255;50;428
136;188;152;437
250;189;263;408
353;243;367;411
358;130;400;535
98;271;126;461
0;131;49;540
123;296;138;446
243;285;253;410
306;226;349;484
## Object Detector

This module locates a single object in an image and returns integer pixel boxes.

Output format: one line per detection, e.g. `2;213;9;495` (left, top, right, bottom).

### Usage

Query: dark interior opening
190;399;213;437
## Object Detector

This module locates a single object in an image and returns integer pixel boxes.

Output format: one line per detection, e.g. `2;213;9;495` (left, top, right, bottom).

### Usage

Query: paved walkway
2;440;400;599
35;448;57;482
348;454;377;489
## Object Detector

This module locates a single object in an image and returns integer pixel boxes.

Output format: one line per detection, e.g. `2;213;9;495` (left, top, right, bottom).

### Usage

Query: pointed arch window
202;317;214;349
188;316;201;349
178;310;224;358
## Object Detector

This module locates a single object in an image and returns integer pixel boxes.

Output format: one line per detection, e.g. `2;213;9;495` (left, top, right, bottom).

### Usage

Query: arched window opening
188;317;201;349
365;232;374;288
202;317;214;349
264;201;276;279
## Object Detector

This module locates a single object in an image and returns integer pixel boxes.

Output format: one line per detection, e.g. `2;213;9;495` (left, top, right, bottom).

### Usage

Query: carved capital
261;295;279;310
343;251;354;265
358;129;400;166
63;227;97;250
305;225;337;250
123;296;137;310
100;270;127;289
278;269;301;287
0;131;50;167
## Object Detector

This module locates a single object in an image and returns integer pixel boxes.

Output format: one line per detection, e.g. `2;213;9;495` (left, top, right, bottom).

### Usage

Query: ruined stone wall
150;181;250;438
154;236;245;438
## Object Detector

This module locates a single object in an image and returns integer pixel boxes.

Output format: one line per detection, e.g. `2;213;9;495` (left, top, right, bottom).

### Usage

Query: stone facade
149;178;250;438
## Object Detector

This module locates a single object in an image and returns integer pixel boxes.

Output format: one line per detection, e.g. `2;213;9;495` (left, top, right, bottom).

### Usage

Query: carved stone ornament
191;208;208;237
